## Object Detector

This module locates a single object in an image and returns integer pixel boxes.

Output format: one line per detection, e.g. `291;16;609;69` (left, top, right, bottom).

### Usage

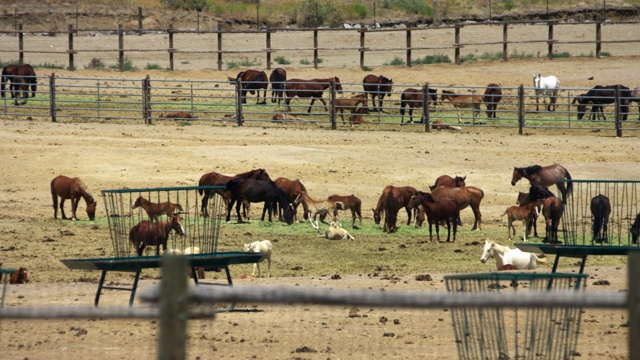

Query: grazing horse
630;213;640;244
533;74;560;112
511;164;573;201
372;185;418;228
379;186;406;233
198;168;271;217
408;191;459;242
285;77;343;113
590;194;611;243
399;87;438;124
571;84;631;121
319;194;363;229
431;185;484;230
440;90;483;124
516;185;555;238
226;178;295;224
1;64;37;99
273;177;309;221
228;69;268;104
132;196;183;221
483;83;502;118
10;77;30;105
362;74;393;112
293;191;342;230
9;267;30;284
348;106;370;125
480;240;547;270
335;93;367;123
269;68;287;105
129;215;185;256
51;175;97;221
429;175;466;190
542;196;564;244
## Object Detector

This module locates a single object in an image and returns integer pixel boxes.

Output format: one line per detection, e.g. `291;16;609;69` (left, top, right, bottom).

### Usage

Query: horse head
169;215;186;236
372;208;381;225
414;205;425;228
511;167;524;186
282;204;295;225
87;200;97;221
454;175;467;187
332;77;343;92
480;240;495;263
533;73;541;88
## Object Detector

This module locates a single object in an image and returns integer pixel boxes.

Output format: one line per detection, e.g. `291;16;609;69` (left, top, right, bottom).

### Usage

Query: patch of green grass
361;65;373;71
412;54;451;64
384;56;405;66
460;53;478;63
600;51;611;57
510;50;534;59
180;61;190;65
299;59;311;65
275;56;291;65
37;62;65;69
478;52;504;61
552;51;571;59
226;57;261;69
108;57;137;71
144;63;164;70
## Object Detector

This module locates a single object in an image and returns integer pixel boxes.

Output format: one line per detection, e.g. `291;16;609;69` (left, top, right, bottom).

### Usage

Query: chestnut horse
399;87;438;124
362;74;393;112
320;194;363;229
285;77;343;113
336;93;367;123
132;196;183;221
511;164;573;202
429;175;466;190
228;69;268;104
274;177;309;221
408;191;459;242
483;83;502;118
542;196;564;244
590;194;611;243
129;215;185;256
50;175;97;221
431;186;484;230
440;90;483;124
372;185;418;232
198;168;271;217
9;267;30;284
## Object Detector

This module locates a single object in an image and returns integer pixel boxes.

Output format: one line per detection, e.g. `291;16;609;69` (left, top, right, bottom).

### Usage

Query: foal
132;196;183;221
502;202;538;241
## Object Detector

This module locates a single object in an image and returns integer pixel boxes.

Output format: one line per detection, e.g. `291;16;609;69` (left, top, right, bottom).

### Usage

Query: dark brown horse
372;185;418;231
50;175;97;221
129;215;185;256
9;267;29;284
269;68;287;105
362;74;393;112
198;168;271;217
408;191;459;242
273;177;309;221
630;213;640;244
542;196;564;244
516;185;555;238
320;194;363;229
226;178;295;224
9;77;30;105
132;196;183;221
429;175;466;190
1;64;37;99
285;77;343;113
590;194;611;243
399;87;438;124
483;83;502;118
511;164;573;201
228;69;268;104
441;90;483;124
431;186;484;230
571;84;632;121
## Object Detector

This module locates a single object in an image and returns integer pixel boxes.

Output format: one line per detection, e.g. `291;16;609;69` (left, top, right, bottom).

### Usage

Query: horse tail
50;179;58;210
399;92;407;115
564;168;573;195
550;201;558;239
593;199;604;241
534;254;547;264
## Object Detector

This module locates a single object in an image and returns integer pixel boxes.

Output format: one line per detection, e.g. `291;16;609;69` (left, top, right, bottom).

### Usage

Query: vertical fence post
422;84;430;133
547;22;554;59
138;7;143;35
330;82;336;130
158;255;188;360
118;24;124;72
454;23;461;65
629;252;640;360
236;80;243;126
168;28;174;71
97;81;101;119
406;29;412;68
313;29;319;69
18;24;23;65
217;24;223;71
266;29;271;70
143;75;151;125
614;86;622;137
359;29;366;68
518;84;524;135
49;73;56;123
68;24;75;70
595;21;602;59
502;22;508;61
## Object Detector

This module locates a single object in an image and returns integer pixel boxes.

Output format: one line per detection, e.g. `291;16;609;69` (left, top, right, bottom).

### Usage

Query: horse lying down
479;240;546;270
318;221;355;240
244;240;272;277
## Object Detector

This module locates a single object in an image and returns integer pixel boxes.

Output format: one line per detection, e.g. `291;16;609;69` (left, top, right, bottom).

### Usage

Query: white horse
244;240;273;277
479;239;547;270
533;74;560;112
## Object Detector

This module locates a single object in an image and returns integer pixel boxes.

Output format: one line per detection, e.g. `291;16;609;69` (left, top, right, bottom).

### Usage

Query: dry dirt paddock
0;56;639;359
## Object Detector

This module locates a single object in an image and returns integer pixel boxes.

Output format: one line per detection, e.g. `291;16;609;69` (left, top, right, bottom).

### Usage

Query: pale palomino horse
479;240;547;270
533;74;560;112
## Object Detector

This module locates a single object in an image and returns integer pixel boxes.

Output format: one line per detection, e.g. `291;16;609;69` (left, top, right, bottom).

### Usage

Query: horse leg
235;199;244;223
378;95;385;113
319;98;328;112
70;197;79;221
285;98;292;113
201;192;210;217
457;110;462;124
241;90;247;104
307;98;316;113
60;198;68;220
471;206;481;231
225;199;235;223
405;206;412;226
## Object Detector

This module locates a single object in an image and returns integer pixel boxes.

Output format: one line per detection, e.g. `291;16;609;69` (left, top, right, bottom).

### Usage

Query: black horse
269;68;287;105
225;178;295;224
1;64;37;101
399;87;438;124
362;74;393;112
228;69;269;104
483;83;502;118
590;194;611;243
572;84;632;121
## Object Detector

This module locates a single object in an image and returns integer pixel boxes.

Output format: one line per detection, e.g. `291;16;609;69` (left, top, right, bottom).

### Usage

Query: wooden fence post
406;29;412;68
330;82;336;130
118;24;124;72
629;252;640;360
547;22;554;59
236;80;243;126
502;23;508;61
158;255;188;360
454;23;461;65
138;7;143;36
68;24;75;70
217;24;223;71
168;28;174;71
614;86;622;137
266;29;271;70
49;73;56;123
18;24;23;65
359;29;366;68
518;84;524;135
313;29;319;69
143;75;151;125
595;21;602;59
422;84;430;133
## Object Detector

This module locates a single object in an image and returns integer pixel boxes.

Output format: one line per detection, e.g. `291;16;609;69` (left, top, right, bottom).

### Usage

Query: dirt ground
1;38;640;359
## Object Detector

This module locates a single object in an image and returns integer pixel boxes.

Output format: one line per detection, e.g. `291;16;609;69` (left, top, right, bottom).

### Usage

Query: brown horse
431;185;484;230
399;87;438;124
293;191;342;230
362;74;393;112
590;194;611;243
269;68;287;105
348;106;370;125
511;164;573;201
129;215;185;256
630;213;640;244
336;93;367;123
408;191;459;242
1;64;37;99
132;196;183;221
228;69;268;104
285;77;343;113
274;177;309;221
372;185;418;231
50;175;97;221
542;196;564;244
440;90;483;124
502;202;538;241
483;83;502;118
516;185;555;238
429;175;466;190
319;194;363;229
9;267;30;284
198;168;271;217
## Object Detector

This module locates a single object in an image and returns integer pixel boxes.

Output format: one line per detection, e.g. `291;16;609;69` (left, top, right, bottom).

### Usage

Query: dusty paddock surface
1;57;639;359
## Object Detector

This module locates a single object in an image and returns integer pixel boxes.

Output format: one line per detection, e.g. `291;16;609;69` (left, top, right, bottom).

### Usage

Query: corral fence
3;74;640;136
1;19;640;71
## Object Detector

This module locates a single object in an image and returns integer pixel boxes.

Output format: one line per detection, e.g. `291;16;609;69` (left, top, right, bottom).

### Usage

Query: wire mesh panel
445;272;586;360
101;186;225;258
558;180;640;246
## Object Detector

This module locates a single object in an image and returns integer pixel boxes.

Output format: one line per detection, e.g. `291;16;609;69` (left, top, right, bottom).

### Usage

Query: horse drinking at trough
590;194;611;243
273;177;309;221
285;77;343;113
483;83;502;118
50;175;97;221
129;215;185;256
408;191;459;243
226;178;295;225
132;196;183;221
362;74;393;112
198;168;271;217
511;164;573;201
1;64;37;100
399;87;438;124
542;196;564;244
533;74;560;112
269;68;287;105
228;69;268;104
440;90;483;124
372;185;418;230
480;240;547;270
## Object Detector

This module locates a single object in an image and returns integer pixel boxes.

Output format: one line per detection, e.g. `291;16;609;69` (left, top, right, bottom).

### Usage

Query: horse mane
529;185;555;200
522;165;542;176
490;241;510;255
76;179;95;203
